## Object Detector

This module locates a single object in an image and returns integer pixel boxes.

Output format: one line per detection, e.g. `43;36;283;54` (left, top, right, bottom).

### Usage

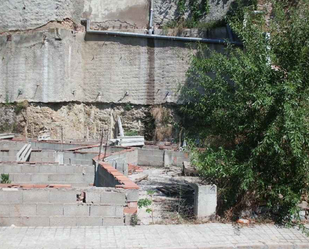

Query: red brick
124;207;137;214
48;184;71;189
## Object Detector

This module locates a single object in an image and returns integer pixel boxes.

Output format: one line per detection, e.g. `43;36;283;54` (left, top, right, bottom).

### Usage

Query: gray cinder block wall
0;187;126;226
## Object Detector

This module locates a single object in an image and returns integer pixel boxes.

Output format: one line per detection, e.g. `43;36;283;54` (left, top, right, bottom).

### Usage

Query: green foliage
174;0;210;27
124;103;133;112
138;198;152;209
1;174;11;184
125;130;139;136
181;0;309;224
138;191;155;222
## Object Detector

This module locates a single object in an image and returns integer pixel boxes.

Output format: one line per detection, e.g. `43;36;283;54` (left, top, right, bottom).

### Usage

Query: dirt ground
129;166;200;225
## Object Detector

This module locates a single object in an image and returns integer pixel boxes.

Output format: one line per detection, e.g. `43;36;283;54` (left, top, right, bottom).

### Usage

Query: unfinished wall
0;162;94;187
0;187;125;226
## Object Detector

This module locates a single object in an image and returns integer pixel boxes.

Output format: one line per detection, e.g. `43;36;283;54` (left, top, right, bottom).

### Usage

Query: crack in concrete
0;18;81;36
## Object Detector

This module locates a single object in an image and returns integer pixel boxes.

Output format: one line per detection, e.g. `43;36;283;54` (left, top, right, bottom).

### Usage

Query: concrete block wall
137;148;164;167
0;150;18;162
31;141;91;151
0;187;126;226
30;151;56;163
104;148;138;176
0;141;27;162
164;150;190;167
63;151;96;165
0;163;95;187
137;148;190;167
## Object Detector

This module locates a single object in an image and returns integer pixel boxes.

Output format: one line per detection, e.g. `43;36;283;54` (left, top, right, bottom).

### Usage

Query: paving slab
0;224;308;248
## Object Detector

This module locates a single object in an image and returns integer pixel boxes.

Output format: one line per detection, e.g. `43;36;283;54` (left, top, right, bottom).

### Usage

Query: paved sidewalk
0;223;309;249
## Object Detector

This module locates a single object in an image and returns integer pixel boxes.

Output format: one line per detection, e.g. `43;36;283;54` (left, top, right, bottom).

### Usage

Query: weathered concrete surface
0;29;195;104
0;0;149;32
0;0;234;32
1;224;307;248
0;0;84;32
84;0;150;29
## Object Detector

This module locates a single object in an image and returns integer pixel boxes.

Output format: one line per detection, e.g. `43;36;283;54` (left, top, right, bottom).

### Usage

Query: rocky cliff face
0;103;180;142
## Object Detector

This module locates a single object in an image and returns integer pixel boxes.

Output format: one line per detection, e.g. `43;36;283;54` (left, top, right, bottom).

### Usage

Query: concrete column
192;184;217;219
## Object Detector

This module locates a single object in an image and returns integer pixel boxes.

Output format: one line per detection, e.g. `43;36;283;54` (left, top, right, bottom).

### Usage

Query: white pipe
84;20;243;46
148;0;154;34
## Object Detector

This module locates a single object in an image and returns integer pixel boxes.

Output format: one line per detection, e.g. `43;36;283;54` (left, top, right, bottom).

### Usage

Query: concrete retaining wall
0;187;125;226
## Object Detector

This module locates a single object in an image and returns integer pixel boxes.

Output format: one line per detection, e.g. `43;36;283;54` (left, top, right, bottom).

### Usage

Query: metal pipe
226;24;234;42
85;20;242;46
148;0;154;34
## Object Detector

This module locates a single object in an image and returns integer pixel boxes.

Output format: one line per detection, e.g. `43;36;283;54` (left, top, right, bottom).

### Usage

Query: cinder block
11;204;36;216
39;165;58;173
76;217;103;226
103;217;124;226
101;192;126;205
31;174;49;183
23;190;49;203
12;173;32;183
21;165;39;173
126;189;139;202
75;166;94;174
86;192;100;203
115;206;124;216
3;165;21;173
0;190;22;204
22;217;50;226
57;166;75;174
37;204;64;216
49;190;76;203
90;205;115;217
48;174;66;182
64;204;89;216
50;217;76;226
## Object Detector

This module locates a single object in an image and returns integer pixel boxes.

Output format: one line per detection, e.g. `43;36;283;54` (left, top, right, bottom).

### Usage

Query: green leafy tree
181;0;309;224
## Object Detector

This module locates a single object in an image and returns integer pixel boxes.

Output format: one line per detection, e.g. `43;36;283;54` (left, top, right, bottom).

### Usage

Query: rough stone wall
153;0;235;28
9;103;178;141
